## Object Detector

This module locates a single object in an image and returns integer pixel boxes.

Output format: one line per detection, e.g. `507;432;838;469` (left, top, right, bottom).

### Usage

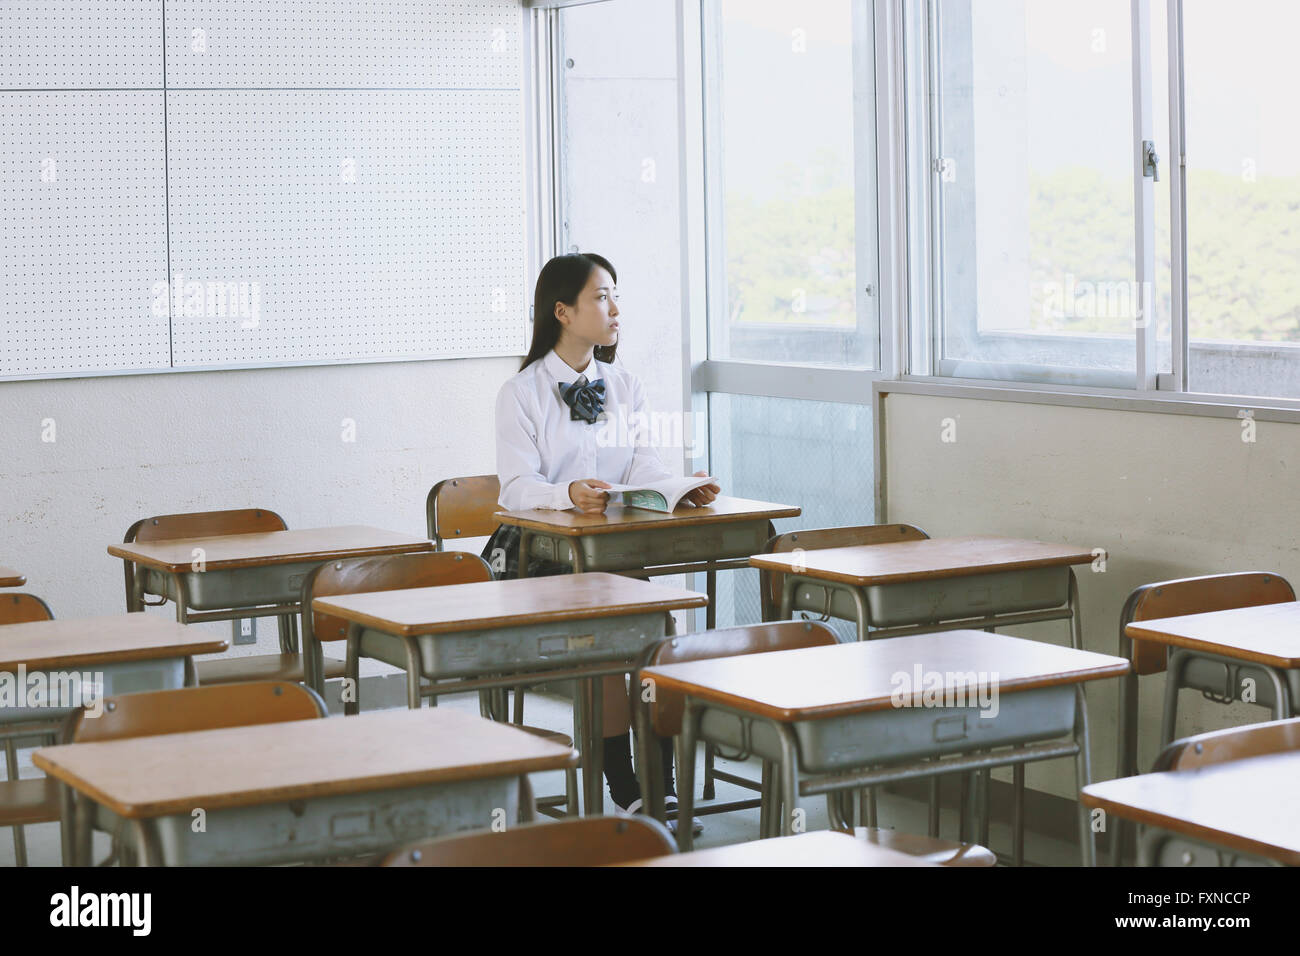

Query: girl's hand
684;470;721;507
569;479;613;514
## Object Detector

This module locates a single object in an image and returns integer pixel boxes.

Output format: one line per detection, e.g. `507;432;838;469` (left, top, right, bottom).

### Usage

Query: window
1182;0;1300;399
912;0;1300;402
705;0;877;369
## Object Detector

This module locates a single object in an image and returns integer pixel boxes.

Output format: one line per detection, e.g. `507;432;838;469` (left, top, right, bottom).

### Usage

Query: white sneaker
664;799;704;837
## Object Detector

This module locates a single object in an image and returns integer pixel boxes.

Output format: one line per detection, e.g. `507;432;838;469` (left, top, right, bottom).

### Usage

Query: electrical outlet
232;618;256;646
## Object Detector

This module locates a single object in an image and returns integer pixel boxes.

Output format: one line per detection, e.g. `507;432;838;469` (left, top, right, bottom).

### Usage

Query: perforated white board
167;89;527;367
0;0;162;88
1;0;528;380
165;0;520;89
0;92;171;378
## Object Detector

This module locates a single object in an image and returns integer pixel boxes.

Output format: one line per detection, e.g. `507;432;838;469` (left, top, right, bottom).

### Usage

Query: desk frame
342;610;679;817
673;684;1098;865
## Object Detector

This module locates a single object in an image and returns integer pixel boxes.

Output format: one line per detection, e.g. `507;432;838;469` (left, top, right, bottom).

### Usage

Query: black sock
602;732;640;809
659;735;677;799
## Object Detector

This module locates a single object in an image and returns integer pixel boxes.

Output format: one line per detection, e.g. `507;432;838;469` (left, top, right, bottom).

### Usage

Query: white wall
0;358;516;670
883;390;1300;798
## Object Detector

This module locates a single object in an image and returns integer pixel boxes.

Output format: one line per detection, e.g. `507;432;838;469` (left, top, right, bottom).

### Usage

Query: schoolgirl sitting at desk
489;251;719;827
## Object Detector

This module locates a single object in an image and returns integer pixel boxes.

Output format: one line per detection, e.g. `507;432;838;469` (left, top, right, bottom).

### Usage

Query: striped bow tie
560;377;606;424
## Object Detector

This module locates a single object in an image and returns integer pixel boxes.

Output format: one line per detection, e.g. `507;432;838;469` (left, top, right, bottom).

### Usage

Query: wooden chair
759;524;929;622
324;551;578;817
426;475;502;551
65;681;326;866
379;816;676;866
1151;716;1300;773
425;475;528;723
121;508;313;686
1112;571;1296;865
633;620;994;867
0;593;61;866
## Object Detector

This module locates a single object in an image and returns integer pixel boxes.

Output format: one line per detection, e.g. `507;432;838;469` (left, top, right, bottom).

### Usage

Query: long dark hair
520;253;618;371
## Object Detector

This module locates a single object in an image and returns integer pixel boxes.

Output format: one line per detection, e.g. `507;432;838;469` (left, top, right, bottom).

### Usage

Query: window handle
1142;140;1160;183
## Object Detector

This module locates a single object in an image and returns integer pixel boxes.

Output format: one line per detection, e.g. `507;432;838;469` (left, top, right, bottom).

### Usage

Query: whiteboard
0;0;528;381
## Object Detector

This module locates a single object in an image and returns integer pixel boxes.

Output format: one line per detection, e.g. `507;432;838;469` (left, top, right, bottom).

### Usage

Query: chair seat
856;827;998;867
0;776;62;826
515;725;573;748
197;653;347;686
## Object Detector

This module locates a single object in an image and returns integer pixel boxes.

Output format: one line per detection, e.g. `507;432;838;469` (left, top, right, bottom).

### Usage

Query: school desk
1081;753;1300;866
0;612;228;725
1125;601;1300;747
0;566;24;588
749;536;1097;645
108;525;433;655
494;495;800;629
34;707;578;866
640;630;1129;865
313;572;707;815
614;829;935;867
0;612;228;865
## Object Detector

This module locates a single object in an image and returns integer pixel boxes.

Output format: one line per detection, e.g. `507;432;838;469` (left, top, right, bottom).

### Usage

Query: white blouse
496;349;674;511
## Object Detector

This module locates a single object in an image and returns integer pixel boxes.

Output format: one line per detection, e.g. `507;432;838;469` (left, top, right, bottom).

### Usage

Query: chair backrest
69;680;326;744
1122;572;1295;676
1152;717;1300;772
426;476;502;550
379;816;676;867
642;621;839;737
0;593;54;625
125;508;287;545
760;524;929;620
303;550;495;646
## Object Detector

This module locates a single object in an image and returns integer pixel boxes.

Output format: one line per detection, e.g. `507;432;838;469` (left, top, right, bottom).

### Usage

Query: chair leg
565;766;579;817
512;686;525;725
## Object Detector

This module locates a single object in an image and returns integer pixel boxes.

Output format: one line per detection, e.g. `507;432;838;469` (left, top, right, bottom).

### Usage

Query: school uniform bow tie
560;377;606;424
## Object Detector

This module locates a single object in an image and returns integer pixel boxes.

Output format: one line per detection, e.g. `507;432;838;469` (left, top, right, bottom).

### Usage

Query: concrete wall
882;389;1300;798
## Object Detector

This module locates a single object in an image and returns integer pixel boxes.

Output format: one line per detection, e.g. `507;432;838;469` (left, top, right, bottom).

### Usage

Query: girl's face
556;266;619;350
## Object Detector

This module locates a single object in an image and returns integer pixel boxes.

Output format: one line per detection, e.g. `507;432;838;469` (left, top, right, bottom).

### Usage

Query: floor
1;689;1081;866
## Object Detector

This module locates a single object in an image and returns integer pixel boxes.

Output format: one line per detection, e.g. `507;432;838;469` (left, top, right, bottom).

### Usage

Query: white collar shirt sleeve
496;350;674;512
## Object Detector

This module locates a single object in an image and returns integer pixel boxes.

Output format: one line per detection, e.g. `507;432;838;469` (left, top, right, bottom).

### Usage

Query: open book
603;476;718;513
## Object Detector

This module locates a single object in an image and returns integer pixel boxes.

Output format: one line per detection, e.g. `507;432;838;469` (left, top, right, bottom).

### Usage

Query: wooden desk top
0;565;24;588
616;831;935;867
748;536;1096;586
1125;601;1300;668
641;630;1128;721
1081;753;1300;865
0;612;229;671
314;572;707;637
108;525;433;573
34;707;578;819
494;495;800;536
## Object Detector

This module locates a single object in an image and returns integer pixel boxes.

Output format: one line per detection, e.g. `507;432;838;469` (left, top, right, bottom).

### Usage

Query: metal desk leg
759;761;772;837
706;570;716;630
580;676;605;816
633;677;665;823
343;623;361;716
676;697;700;852
1013;760;1026;867
1159;649;1189;748
59;781;75;867
5;737;27;866
1067;569;1082;651
402;639;423;709
73;795;94;867
774;721;800;837
133;819;163;866
1074;685;1097;867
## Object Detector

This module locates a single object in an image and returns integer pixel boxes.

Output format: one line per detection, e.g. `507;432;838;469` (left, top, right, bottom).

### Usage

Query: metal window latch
1142;140;1160;182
